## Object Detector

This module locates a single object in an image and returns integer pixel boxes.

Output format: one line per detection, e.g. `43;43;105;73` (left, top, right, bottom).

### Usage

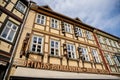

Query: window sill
65;31;73;35
83;60;92;63
94;62;102;64
29;52;44;56
87;38;94;41
50;27;60;31
49;55;62;59
67;58;78;61
109;64;115;67
35;23;46;26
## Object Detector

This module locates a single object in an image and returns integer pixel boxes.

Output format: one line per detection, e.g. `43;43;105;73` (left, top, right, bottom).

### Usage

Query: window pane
41;20;44;24
37;45;41;53
13;25;17;30
56;49;58;55
55;42;58;48
37;49;41;53
51;48;54;55
1;27;9;38
38;15;41;18
32;44;36;51
51;41;54;47
8;30;15;41
68;52;71;58
7;22;12;27
72;52;75;58
37;19;40;23
38;38;42;44
41;16;44;19
33;37;37;43
67;45;70;50
71;46;73;51
37;45;41;49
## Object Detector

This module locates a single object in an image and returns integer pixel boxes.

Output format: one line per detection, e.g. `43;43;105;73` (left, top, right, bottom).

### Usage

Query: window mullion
54;41;56;55
6;24;12;39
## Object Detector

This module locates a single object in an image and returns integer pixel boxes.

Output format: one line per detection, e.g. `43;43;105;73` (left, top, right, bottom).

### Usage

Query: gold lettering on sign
15;60;108;74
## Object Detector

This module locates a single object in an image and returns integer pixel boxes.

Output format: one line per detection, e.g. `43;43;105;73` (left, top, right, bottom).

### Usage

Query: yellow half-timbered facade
8;2;120;80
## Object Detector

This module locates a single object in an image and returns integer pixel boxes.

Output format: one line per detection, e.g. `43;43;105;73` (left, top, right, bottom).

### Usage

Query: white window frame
50;39;60;56
105;38;111;46
92;49;100;63
67;44;76;59
16;1;26;13
86;31;92;40
30;35;43;54
113;56;120;66
111;40;115;47
75;27;83;37
99;36;104;44
81;47;90;61
36;13;46;25
0;21;18;42
64;22;71;33
51;18;59;29
106;54;114;65
115;42;120;48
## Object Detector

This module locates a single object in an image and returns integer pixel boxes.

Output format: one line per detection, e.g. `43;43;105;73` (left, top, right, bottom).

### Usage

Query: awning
11;67;120;79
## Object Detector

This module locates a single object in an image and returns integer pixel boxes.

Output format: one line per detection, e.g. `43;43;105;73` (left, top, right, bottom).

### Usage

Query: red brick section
93;32;110;74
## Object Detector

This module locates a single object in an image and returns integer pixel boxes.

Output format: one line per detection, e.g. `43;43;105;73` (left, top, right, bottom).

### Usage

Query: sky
33;0;120;38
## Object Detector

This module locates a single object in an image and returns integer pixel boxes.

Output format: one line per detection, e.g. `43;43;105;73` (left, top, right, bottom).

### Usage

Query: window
16;1;26;13
111;40;115;47
115;42;120;48
30;36;43;53
105;38;111;46
67;44;76;59
0;21;18;42
92;49;100;63
86;31;92;40
51;18;59;29
99;36;104;44
64;22;71;33
81;47;90;61
106;54;114;65
113;56;120;66
75;27;82;37
36;14;46;25
50;40;60;56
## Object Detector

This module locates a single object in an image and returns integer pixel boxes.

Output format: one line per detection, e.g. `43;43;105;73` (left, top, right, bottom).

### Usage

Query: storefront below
0;61;8;80
10;67;120;80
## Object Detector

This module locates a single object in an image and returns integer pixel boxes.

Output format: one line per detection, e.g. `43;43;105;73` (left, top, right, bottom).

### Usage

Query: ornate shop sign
13;59;109;74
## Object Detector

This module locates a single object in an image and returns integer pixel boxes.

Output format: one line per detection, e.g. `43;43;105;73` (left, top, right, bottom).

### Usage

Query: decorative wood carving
20;33;30;58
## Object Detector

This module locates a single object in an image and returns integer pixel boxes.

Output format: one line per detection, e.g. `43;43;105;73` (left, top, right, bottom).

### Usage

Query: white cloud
33;0;120;37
